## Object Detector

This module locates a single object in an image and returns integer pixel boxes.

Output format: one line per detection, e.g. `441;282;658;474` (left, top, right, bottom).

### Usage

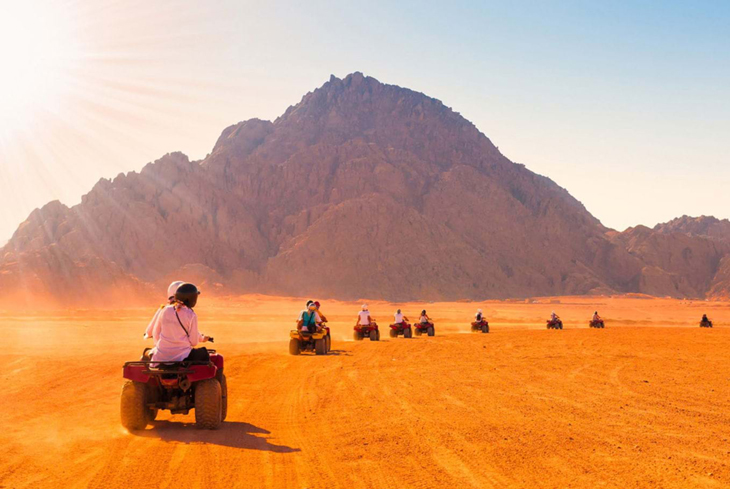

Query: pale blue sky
1;0;728;243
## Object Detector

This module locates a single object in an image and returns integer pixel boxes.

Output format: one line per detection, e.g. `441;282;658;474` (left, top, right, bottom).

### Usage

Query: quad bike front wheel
121;380;149;431
195;379;222;430
427;326;435;337
370;330;379;341
389;328;397;338
218;372;228;422
315;338;327;355
404;327;412;338
325;334;332;352
481;323;489;333
353;331;363;341
289;338;301;355
415;328;422;336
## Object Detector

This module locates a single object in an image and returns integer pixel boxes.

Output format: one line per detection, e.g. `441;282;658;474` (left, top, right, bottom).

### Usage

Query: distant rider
701;314;711;326
149;283;211;363
550;311;560;325
357;304;374;328
314;301;328;325
475;309;486;324
592;311;602;323
297;300;321;333
394;308;409;326
419;310;433;325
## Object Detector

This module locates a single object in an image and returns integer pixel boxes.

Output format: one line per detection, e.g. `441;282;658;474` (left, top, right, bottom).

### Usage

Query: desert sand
1;295;729;488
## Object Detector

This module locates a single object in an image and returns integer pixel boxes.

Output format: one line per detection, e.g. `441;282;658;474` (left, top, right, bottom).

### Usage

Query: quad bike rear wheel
427;326;435;337
315;338;327;355
369;330;379;341
325;334;332;352
389;328;397;338
415;328;422;336
195;379;222;430
481;323;489;333
217;372;228;422
289;338;301;355
353;331;362;341
404;327;412;338
121;380;149;431
121;381;149;431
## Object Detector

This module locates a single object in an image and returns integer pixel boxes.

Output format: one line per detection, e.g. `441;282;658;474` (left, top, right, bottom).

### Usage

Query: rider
144;281;184;339
149;283;211;363
592;311;602;323
314;301;328;324
550;311;560;325
297;300;321;333
419;310;432;326
701;313;711;325
357;304;374;328
394;308;409;326
475;308;486;324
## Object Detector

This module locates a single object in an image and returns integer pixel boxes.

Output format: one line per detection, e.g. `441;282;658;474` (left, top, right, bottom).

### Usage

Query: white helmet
477;309;482;314
167;281;185;300
362;304;368;311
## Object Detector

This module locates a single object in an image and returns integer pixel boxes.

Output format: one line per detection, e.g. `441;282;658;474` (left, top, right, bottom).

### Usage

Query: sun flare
0;2;80;137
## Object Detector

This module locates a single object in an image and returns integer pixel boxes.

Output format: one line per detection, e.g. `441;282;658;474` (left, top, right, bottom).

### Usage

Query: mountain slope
0;73;725;306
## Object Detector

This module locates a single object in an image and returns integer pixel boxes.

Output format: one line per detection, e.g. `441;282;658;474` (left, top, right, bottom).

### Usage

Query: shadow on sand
324;349;351;356
136;420;300;453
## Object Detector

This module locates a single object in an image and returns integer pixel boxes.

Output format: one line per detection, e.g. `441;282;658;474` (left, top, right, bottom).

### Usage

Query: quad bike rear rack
123;349;218;375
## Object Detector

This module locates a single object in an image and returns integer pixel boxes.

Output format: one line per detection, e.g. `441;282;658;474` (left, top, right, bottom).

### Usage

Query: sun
0;1;81;139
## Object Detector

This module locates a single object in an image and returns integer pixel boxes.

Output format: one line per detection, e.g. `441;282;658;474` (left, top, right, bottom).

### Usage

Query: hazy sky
1;0;728;244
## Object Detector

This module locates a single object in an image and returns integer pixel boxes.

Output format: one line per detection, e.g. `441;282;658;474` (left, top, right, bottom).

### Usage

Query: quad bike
471;320;489;333
289;327;329;355
700;320;713;328
354;322;380;341
546;319;563;330
414;321;435;337
588;319;605;329
121;347;226;431
389;322;413;338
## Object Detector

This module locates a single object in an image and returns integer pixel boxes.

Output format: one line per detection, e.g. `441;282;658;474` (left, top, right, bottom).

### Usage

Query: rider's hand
202;335;210;342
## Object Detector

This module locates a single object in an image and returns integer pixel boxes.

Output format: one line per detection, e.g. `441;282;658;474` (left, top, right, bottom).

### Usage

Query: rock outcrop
1;73;728;306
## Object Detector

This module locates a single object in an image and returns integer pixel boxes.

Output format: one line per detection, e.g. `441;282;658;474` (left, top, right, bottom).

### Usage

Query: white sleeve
188;313;200;347
315;312;322;322
144;308;162;339
152;310;163;342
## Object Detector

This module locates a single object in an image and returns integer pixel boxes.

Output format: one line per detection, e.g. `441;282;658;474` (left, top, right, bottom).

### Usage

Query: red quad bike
121;346;227;431
389;322;413;338
354;322;380;341
589;319;605;329
471;320;490;333
414;321;435;337
700;319;713;328
546;319;563;330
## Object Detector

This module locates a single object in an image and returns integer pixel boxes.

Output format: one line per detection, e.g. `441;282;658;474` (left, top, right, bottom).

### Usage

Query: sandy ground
1;295;729;488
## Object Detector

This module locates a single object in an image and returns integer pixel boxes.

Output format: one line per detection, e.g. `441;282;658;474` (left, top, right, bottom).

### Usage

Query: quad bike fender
187;364;218;383
210;354;224;372
355;325;377;332
291;329;326;340
123;365;151;383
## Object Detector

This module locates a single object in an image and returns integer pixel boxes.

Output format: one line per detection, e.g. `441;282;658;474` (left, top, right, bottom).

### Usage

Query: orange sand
1;295;729;488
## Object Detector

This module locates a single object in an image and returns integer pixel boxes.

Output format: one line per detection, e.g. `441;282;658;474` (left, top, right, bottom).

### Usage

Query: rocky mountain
1;73;728;307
